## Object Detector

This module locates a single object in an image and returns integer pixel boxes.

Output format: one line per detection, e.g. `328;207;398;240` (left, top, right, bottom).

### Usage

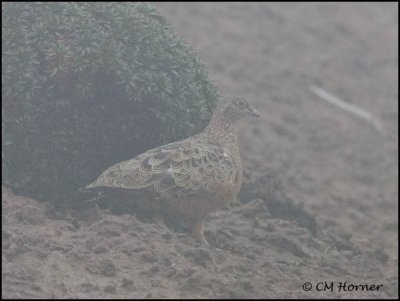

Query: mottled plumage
86;96;259;244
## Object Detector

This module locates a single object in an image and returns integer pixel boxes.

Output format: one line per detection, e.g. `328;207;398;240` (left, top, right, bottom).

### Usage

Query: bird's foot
152;214;169;231
191;221;210;245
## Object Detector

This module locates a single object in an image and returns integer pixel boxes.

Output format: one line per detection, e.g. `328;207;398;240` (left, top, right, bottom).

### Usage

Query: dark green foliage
2;2;218;205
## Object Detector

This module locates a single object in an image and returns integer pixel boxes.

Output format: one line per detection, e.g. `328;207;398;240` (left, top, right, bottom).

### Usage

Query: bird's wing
86;138;236;198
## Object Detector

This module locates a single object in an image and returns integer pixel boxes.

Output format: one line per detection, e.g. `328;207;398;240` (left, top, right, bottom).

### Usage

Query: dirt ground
2;2;398;299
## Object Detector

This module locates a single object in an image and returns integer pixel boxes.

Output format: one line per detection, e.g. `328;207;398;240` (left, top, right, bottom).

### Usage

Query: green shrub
2;2;218;205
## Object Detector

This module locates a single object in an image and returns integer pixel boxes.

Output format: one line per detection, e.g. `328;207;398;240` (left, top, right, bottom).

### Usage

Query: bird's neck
204;113;240;140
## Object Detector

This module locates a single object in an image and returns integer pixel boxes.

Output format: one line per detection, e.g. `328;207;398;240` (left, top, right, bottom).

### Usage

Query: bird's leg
152;213;167;230
191;220;209;245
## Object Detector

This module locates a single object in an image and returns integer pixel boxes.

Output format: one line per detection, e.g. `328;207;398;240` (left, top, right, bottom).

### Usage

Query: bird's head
222;96;260;119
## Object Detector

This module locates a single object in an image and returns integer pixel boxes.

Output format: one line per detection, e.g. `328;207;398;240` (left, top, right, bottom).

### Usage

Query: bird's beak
247;107;260;118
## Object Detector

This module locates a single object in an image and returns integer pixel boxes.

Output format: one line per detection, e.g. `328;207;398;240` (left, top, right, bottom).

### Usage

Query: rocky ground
2;2;398;299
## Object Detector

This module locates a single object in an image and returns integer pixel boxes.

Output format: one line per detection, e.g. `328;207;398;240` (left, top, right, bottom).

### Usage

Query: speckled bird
86;96;259;244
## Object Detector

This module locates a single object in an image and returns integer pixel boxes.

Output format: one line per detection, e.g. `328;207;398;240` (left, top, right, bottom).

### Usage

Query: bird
85;96;259;244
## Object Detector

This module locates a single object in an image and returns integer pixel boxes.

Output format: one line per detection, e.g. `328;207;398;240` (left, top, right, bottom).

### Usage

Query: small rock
121;278;134;288
104;284;116;294
140;251;158;263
